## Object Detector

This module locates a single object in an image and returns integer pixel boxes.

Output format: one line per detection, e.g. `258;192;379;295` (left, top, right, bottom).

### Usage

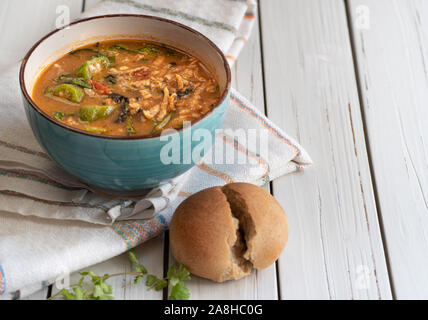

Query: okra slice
53;84;84;103
84;127;107;134
153;112;174;132
53;111;75;121
79;105;115;122
126;115;136;135
69;78;92;89
76;56;110;79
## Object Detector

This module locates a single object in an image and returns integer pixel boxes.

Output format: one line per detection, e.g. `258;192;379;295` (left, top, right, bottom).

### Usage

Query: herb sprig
48;249;191;300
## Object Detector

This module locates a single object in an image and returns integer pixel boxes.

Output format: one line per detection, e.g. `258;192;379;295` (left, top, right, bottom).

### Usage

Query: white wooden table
3;0;428;300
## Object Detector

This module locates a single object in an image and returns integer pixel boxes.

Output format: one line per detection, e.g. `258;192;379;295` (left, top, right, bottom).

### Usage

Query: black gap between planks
343;0;396;299
257;0;281;300
46;0;86;300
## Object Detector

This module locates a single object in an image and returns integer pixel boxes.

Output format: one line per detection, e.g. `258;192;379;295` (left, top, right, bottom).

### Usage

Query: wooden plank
85;0;277;300
0;0;83;71
71;0;167;300
50;235;164;299
348;0;428;299
167;19;279;300
22;288;48;300
260;0;392;299
0;0;82;300
0;0;164;300
231;17;279;300
84;0;102;10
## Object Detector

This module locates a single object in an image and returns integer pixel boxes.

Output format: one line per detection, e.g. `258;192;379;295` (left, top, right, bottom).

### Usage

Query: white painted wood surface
85;0;279;300
348;0;428;299
50;235;165;300
21;287;48;300
0;0;82;72
0;0;84;300
260;0;391;299
6;0;428;300
169;20;279;300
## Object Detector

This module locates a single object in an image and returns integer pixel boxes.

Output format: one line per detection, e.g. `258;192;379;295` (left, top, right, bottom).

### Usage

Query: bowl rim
19;14;231;140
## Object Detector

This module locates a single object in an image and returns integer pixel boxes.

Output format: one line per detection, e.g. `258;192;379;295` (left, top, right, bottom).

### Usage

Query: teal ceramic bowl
19;15;231;192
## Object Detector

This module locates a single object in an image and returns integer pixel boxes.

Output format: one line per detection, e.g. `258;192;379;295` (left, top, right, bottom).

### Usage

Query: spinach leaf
70;48;108;56
162;45;176;56
137;45;160;55
109;93;130;123
176;87;193;98
68;78;92;89
105;74;116;84
53;111;75;121
53;74;72;83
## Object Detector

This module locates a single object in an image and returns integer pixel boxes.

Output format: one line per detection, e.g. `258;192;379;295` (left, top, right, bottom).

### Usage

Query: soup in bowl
33;40;221;136
20;15;231;191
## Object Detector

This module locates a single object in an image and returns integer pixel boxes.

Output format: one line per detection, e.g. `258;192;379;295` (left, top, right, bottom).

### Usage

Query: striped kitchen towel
81;0;257;66
0;0;312;299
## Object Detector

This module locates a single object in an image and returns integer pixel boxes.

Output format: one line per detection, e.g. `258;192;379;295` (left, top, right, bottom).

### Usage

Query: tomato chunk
132;69;151;80
91;80;112;95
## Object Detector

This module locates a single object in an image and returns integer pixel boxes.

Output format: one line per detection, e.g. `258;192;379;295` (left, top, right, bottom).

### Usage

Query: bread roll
169;183;289;282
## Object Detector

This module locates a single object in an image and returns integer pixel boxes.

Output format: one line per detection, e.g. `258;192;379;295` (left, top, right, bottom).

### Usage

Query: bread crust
169;183;289;282
169;186;248;282
222;183;289;270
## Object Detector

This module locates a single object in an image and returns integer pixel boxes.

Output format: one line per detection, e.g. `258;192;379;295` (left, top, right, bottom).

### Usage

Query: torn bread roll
169;183;289;282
